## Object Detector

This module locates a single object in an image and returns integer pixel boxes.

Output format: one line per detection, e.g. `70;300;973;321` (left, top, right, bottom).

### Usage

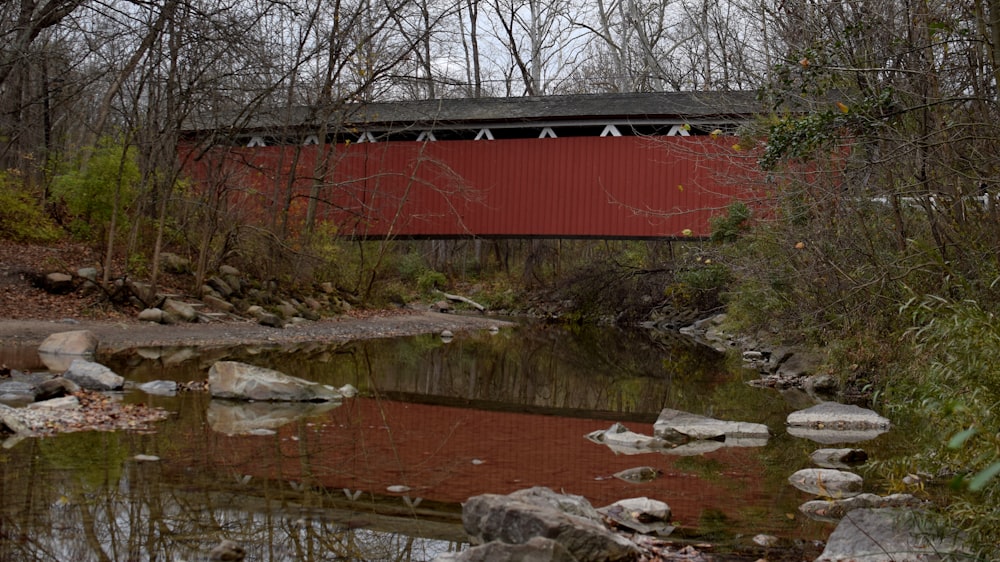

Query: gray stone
207;276;234;297
128;281;158;305
258;313;283;328
208;361;341;402
275;301;297;319
42;272;75;294
219;265;240;276
613;466;662;483
63;359;124;390
597;497;673;536
27;395;80;411
811;448;869;469
788;402;890;429
462;487;639;562
77;267;99;281
35;377;80;401
138;308;166;323
586;422;678;454
805;373;840;396
654;407;770;441
816;508;969;561
38;330;98;356
0;404;31;434
0;381;37;403
788;468;863;498
775;350;824;378
800;493;924;523
203;295;235;313
508;487;605;521
138;380;178;396
162;299;199;322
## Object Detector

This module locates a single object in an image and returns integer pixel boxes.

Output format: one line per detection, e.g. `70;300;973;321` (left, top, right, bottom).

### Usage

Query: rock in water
788;468;863;498
63;359;124;391
38;330;98;356
816;508;966;561
461;487;639;561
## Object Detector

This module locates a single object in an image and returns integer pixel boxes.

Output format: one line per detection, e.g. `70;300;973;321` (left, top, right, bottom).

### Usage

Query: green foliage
417;269;447;293
676;262;731;291
51;139;140;238
709;202;751;243
758;90;896;171
886;294;1000;556
0;173;61;243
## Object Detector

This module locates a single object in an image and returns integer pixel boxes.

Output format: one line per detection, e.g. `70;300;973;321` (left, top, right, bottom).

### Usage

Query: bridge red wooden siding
181;135;754;238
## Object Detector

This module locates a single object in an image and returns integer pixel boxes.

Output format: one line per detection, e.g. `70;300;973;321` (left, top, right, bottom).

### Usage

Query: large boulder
162;299;199;323
208;361;341;402
461;487;639;562
653;408;770;442
816;508;969;561
63;359;125;391
787;402;890;443
787;402;890;429
38;330;99;356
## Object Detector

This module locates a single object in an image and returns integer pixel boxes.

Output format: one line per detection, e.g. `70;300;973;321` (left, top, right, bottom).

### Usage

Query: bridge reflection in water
0;326;841;560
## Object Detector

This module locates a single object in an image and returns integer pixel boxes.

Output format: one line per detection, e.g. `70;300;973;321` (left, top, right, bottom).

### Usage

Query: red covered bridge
179;92;762;239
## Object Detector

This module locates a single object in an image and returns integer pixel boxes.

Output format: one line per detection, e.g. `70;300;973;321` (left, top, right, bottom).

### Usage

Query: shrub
884;294;1000;557
0;173;61;243
51;138;139;239
417;269;447;294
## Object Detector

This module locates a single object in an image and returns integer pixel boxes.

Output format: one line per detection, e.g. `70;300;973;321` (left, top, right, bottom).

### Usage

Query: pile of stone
0;330;356;446
0;330;167;446
435;487;703;562
38;254;354;329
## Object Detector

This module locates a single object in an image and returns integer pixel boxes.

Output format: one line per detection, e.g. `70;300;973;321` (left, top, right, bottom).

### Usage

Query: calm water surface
0;322;908;561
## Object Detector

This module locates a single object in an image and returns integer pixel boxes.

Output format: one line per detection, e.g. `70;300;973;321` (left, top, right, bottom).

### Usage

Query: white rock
38;330;98;356
788;468;863;498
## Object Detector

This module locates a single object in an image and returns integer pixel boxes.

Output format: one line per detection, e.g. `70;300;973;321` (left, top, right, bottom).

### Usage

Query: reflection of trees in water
102;323;730;416
0;432;465;560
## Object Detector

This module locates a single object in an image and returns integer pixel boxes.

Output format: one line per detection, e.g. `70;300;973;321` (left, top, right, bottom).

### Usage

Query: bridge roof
184;91;764;135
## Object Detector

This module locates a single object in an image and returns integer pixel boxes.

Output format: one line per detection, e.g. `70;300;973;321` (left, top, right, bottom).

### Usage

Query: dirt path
0;311;514;352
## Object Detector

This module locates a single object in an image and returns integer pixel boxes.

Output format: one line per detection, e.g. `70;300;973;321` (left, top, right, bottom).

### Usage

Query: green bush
51;138;139;238
0;173;61;243
885;294;1000;557
417;269;447;293
710;201;751;243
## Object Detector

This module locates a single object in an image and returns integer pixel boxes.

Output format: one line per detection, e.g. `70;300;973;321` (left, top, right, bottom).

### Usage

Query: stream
0;322;912;561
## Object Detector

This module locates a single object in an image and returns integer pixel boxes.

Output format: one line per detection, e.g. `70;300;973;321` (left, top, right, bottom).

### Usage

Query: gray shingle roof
183;91;763;134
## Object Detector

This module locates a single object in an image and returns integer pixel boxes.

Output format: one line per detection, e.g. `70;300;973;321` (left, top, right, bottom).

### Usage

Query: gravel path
0;310;515;352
